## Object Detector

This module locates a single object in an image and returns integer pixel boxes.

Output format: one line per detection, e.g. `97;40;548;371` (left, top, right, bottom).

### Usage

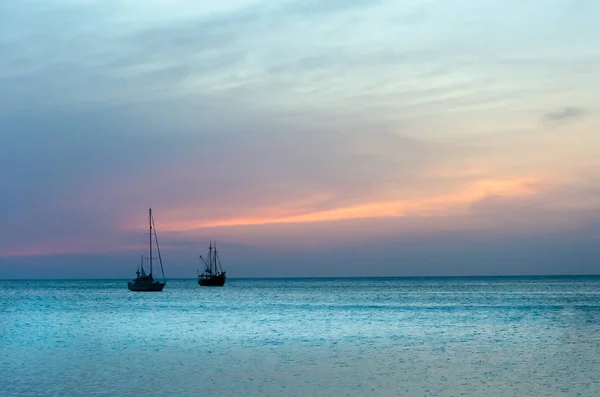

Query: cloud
153;177;539;232
543;107;585;122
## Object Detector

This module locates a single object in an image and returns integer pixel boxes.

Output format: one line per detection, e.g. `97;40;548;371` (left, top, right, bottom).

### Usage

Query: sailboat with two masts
197;241;226;287
127;208;166;292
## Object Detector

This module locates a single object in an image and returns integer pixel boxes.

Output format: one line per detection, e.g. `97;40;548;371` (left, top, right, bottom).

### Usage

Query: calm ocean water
1;276;599;396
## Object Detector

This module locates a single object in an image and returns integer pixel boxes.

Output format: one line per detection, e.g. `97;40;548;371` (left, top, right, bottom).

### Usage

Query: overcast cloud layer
1;0;599;278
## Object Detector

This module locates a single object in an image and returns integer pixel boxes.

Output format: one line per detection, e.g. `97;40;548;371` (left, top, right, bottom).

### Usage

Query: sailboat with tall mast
127;208;166;292
197;241;226;286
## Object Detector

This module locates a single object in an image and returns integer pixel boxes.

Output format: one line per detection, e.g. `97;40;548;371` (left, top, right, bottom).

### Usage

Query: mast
209;240;213;274
149;208;153;276
214;242;219;273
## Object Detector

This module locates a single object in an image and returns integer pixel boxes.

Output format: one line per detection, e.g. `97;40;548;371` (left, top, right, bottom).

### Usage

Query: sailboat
127;208;166;292
197;241;226;286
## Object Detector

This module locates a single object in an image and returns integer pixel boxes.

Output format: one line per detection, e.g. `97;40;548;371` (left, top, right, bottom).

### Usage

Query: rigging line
199;255;209;272
152;210;166;282
215;243;223;273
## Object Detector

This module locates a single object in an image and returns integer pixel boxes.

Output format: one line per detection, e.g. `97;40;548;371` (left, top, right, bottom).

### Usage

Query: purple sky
1;0;599;278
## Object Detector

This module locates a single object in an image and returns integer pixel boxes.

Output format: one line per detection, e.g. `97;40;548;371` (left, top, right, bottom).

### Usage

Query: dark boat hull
127;281;165;292
198;274;226;287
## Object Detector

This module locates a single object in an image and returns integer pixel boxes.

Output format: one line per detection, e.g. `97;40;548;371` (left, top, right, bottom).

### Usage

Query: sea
1;276;599;396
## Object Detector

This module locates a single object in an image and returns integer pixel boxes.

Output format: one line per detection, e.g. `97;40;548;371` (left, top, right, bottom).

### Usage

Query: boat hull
198;275;226;287
127;281;165;292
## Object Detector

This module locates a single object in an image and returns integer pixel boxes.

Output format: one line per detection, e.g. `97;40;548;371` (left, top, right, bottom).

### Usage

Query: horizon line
1;274;599;281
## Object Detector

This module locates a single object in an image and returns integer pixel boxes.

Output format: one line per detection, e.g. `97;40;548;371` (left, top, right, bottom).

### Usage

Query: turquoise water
1;277;599;396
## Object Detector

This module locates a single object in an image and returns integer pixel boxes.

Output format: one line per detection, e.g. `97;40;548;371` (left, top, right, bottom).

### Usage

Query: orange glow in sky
156;177;539;232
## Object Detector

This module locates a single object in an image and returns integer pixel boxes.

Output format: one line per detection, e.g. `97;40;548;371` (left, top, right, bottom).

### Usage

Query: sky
1;0;599;278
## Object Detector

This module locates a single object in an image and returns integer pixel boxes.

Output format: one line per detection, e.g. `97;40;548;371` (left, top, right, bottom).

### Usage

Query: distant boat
197;241;226;287
128;208;166;292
